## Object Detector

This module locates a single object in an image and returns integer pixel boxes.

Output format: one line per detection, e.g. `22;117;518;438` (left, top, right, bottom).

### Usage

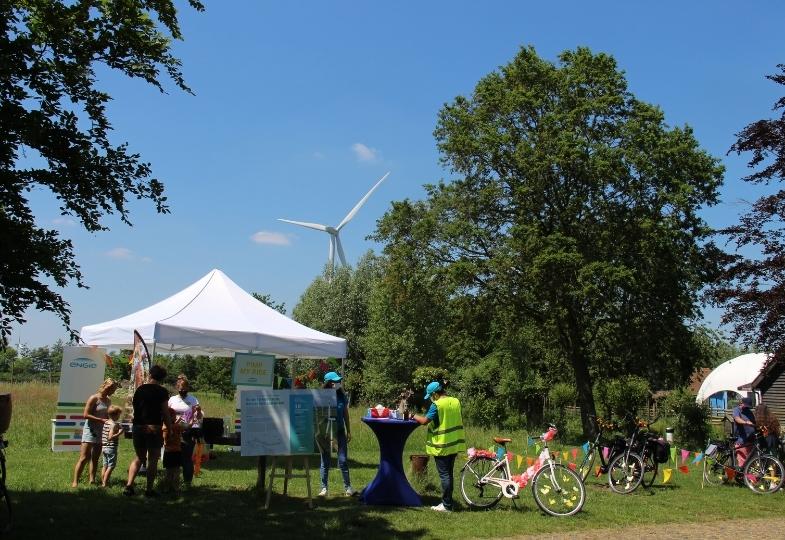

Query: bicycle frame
465;450;520;498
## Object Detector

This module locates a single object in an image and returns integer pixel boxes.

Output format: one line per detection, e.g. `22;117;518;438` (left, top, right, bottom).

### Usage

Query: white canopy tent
695;353;769;404
79;269;347;359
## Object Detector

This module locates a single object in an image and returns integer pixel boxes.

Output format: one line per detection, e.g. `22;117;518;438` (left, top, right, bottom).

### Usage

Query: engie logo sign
69;357;98;369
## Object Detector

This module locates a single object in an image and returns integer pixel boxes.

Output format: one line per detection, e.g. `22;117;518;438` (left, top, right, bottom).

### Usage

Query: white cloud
251;231;291;246
106;247;133;260
312;151;325;159
351;143;380;163
53;217;76;227
141;256;153;263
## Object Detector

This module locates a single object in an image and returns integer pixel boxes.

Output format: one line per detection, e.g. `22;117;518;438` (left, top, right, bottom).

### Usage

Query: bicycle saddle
493;437;512;444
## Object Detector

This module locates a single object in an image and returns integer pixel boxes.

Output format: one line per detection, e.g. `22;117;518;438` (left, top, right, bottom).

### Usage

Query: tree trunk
569;350;597;439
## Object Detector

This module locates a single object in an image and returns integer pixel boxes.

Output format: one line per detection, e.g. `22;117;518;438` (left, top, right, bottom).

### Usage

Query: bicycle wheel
640;453;658;488
703;450;731;486
577;447;596;482
743;454;785;494
460;456;506;509
531;463;585;517
607;452;643;494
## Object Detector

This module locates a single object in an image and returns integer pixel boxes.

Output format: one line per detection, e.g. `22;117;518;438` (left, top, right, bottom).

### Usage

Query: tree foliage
0;0;204;346
711;65;785;363
292;252;383;397
373;47;724;435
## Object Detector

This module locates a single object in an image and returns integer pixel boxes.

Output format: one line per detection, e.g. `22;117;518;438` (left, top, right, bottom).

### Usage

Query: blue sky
12;1;785;348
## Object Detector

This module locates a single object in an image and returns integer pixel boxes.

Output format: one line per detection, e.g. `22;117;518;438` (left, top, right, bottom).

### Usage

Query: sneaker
318;488;328;497
344;487;357;497
430;503;451;512
122;485;134;497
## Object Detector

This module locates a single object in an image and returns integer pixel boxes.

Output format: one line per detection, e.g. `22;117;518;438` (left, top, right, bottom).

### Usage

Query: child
101;405;123;487
161;408;185;493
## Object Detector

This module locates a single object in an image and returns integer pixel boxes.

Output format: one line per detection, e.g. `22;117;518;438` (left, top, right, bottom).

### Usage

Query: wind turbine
279;172;391;274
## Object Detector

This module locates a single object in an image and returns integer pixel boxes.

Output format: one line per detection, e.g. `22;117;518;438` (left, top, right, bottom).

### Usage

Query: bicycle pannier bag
654;440;670;464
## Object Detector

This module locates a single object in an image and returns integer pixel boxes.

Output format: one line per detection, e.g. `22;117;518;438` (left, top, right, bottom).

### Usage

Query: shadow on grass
11;485;429;540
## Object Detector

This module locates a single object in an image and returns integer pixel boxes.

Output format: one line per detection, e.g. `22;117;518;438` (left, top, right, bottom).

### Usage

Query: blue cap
424;381;442;400
324;371;343;383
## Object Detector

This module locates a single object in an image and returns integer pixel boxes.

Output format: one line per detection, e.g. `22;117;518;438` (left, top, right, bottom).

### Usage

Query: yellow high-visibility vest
426;396;466;456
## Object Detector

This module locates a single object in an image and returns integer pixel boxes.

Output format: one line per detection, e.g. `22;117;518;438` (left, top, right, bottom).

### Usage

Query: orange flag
725;467;736;481
526;457;534;467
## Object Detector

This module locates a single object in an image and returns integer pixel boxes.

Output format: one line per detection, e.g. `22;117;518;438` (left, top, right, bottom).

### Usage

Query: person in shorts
101;405;123;487
124;365;172;497
161;407;185;493
72;378;118;487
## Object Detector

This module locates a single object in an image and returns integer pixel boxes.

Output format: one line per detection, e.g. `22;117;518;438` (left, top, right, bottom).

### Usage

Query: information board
240;390;315;456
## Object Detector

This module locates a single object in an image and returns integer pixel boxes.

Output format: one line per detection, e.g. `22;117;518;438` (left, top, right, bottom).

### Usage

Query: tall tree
711;65;785;363
293;252;383;394
375;47;724;435
0;0;204;346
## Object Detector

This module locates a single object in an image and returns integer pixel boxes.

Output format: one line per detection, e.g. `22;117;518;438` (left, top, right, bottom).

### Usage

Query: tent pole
151;341;156;364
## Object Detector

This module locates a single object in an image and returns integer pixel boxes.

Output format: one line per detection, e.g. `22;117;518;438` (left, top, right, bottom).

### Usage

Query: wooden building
742;360;785;421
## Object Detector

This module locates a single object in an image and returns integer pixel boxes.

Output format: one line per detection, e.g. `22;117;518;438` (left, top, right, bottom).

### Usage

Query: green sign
232;353;275;386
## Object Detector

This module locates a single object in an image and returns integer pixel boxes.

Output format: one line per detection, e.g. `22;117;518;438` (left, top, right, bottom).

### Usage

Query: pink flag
602;447;609;461
680;449;689;464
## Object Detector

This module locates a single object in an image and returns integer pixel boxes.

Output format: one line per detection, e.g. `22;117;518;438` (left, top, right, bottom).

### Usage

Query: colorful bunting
725;467;736;481
678;465;690;474
594;466;602;477
535;444;541;455
562;451;569;461
516;455;524;469
527;457;534;467
602;446;609;461
567;462;577;472
670;447;677;463
527;436;535;447
691;453;703;464
582;442;590;455
571;448;578;460
662;468;672;484
681;449;690;464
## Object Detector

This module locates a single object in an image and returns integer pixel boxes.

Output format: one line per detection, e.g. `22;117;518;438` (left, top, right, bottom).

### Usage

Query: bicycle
577;416;625;482
606;416;661;494
0;434;10;533
460;425;586;517
704;429;785;494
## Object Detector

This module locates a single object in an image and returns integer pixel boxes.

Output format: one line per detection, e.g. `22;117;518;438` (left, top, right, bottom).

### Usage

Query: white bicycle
459;425;585;516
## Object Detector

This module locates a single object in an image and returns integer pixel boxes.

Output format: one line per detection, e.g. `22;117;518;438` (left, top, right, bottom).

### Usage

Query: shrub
594;376;651;419
662;387;711;449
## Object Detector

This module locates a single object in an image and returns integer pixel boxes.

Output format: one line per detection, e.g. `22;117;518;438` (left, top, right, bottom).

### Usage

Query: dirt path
510;517;785;539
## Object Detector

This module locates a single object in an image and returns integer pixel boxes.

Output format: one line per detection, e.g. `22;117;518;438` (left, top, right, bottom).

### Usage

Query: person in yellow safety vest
412;381;466;512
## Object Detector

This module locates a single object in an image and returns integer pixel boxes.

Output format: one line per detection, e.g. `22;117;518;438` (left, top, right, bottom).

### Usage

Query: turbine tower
279;172;391;274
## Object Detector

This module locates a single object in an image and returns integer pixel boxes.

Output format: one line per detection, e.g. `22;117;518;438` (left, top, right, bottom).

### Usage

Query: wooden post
264;455;314;509
256;456;266;490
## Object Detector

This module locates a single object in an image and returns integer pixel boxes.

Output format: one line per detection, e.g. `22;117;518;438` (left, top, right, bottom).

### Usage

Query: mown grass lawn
3;382;783;539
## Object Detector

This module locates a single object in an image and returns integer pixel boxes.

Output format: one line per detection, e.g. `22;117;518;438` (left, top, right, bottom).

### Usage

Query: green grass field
2;382;783;539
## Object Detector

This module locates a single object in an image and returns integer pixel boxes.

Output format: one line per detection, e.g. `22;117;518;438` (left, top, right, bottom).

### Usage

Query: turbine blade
335;234;347;266
336;172;390;230
278;218;328;232
328;236;335;272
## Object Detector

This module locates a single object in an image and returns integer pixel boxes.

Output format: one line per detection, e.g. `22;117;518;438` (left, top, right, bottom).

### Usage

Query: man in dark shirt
732;396;756;468
124;365;172;497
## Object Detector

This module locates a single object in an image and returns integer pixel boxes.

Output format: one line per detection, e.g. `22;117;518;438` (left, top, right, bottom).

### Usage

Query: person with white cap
318;371;356;497
412;381;466;511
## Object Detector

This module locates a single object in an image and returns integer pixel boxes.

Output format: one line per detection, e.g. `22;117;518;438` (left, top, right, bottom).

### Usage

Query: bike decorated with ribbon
460;425;585;517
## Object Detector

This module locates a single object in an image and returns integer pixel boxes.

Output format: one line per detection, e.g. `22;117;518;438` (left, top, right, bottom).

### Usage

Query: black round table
360;417;422;506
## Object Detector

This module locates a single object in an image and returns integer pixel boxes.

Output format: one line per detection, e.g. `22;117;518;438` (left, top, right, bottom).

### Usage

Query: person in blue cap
318;371;356;497
412;381;466;511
